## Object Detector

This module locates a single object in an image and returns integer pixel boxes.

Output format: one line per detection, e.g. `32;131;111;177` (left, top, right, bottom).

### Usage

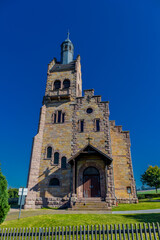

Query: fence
0;223;160;240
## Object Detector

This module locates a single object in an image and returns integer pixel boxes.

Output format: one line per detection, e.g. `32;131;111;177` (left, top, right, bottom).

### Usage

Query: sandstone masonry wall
25;105;46;209
110;120;137;203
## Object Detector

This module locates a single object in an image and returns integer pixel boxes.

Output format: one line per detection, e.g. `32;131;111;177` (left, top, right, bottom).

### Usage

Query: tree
8;188;18;198
0;166;10;224
141;165;160;193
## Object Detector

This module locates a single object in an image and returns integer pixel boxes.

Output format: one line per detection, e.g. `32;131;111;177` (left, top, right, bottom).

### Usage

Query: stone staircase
72;198;111;211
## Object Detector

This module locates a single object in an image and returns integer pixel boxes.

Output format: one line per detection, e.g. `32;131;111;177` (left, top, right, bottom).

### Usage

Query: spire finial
67;30;70;40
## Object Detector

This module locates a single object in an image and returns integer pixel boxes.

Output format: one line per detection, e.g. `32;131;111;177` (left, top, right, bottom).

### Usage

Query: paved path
112;209;160;214
9;208;160;214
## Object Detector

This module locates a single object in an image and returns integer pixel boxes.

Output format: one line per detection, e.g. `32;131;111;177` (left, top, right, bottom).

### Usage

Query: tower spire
61;32;74;64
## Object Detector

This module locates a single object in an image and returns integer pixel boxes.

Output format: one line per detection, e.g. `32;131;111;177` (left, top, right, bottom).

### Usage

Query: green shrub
8;198;18;208
137;193;160;199
0;167;10;224
137;194;145;199
145;193;160;198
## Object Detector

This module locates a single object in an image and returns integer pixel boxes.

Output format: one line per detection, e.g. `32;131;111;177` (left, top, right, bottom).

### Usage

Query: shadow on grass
122;213;160;223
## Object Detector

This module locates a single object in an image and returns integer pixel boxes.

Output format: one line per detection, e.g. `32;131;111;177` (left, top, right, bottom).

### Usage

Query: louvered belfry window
54;80;61;90
63;79;70;89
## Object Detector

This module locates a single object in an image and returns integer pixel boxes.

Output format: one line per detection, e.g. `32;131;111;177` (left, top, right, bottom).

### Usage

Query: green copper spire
61;32;74;64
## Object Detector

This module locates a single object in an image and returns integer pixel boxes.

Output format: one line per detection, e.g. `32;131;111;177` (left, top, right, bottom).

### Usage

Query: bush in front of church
0;166;10;224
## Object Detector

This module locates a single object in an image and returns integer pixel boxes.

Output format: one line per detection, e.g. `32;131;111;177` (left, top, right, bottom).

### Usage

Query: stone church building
25;34;137;209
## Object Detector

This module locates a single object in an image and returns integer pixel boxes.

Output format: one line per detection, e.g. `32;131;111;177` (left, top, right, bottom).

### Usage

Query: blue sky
0;0;160;188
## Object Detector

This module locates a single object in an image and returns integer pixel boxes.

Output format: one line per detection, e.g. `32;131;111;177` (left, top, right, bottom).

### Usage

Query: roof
68;144;113;165
50;61;75;72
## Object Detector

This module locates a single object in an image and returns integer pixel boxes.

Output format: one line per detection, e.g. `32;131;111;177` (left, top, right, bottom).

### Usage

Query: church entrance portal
83;167;101;198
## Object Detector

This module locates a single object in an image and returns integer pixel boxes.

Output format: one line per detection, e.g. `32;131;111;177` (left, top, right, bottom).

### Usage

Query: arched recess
49;178;60;186
63;79;70;89
54;80;61;90
77;162;106;199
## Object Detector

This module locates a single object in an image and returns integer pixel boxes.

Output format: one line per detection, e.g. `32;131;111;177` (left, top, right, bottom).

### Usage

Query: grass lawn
112;199;160;211
1;213;160;228
137;189;160;194
1;199;159;229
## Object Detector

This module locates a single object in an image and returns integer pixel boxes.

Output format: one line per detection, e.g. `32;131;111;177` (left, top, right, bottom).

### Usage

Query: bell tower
61;32;74;64
44;33;82;101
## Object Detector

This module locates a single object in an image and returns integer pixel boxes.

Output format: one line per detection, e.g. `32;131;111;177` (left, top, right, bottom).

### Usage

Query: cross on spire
86;136;92;144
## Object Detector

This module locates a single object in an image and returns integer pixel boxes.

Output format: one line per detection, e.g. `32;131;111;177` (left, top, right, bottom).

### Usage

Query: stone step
74;204;108;208
76;198;104;203
75;202;107;205
73;207;109;210
72;205;111;210
73;200;109;210
72;198;110;210
73;205;108;209
72;208;111;211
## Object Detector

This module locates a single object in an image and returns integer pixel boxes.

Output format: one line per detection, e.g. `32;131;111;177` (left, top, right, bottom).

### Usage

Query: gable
68;144;113;165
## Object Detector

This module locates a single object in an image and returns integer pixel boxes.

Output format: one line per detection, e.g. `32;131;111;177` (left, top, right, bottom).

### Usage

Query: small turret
61;32;74;64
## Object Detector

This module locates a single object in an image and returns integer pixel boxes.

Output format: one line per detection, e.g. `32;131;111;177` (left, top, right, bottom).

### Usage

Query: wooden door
91;175;100;197
83;175;100;198
83;176;91;198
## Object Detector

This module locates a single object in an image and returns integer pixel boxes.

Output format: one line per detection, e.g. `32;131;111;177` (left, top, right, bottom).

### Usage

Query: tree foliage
8;188;18;198
141;165;160;193
0;166;10;224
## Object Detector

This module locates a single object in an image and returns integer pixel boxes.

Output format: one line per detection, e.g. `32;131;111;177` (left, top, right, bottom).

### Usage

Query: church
25;34;138;210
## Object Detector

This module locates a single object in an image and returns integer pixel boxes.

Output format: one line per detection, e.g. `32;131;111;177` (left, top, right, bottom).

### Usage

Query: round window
86;108;93;114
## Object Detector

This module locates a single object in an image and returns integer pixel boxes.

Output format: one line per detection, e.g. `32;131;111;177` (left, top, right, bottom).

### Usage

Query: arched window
63;79;70;89
54;152;59;164
49;178;60;186
47;146;52;158
54;80;61;90
61;156;67;169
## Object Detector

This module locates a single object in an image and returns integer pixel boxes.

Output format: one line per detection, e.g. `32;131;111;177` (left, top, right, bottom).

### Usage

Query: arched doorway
83;167;101;198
